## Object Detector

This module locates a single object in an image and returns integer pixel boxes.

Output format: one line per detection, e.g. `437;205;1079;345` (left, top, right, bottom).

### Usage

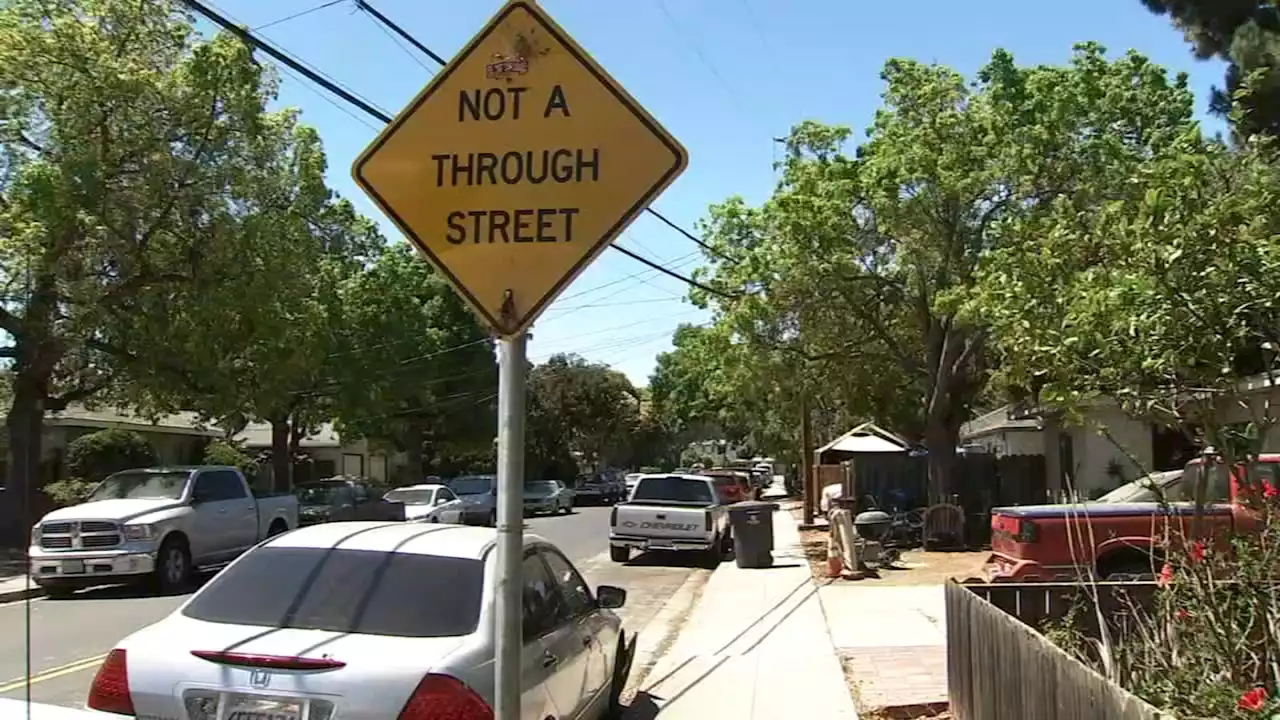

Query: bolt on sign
352;0;689;337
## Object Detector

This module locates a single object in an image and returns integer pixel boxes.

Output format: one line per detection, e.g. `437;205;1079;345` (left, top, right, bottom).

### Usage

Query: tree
332;243;496;482
528;354;640;472
1141;1;1280;138
970;131;1280;456
0;0;281;532
696;44;1199;499
106;103;379;491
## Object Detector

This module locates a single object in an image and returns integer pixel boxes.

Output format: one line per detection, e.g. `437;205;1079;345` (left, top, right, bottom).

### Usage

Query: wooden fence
835;453;1048;547
946;580;1169;720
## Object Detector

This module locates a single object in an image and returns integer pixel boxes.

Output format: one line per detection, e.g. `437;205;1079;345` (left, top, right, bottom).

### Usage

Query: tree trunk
270;417;291;493
924;422;959;504
404;417;425;482
0;373;46;547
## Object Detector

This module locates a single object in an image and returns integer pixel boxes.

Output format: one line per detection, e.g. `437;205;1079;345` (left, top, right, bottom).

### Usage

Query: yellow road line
0;654;108;694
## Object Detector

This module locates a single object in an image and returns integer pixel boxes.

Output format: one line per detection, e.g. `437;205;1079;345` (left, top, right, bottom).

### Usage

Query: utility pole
800;390;814;525
493;332;526;720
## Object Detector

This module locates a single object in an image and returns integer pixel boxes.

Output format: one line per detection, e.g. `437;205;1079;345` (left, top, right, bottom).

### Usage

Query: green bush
65;429;158;483
44;477;98;506
203;439;260;478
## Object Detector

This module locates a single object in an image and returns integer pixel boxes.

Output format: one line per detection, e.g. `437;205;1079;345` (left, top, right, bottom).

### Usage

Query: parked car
86;521;637;720
294;476;402;526
574;475;620;505
524;480;575;515
609;473;731;565
705;468;753;503
383;483;466;523
624;473;643;496
28;465;298;597
448;474;499;526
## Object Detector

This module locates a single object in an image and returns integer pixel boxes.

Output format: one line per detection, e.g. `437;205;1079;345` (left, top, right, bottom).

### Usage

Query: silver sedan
87;522;636;720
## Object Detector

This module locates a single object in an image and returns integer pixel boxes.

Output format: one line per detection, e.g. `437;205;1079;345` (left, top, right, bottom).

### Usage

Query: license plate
225;696;301;720
62;560;85;574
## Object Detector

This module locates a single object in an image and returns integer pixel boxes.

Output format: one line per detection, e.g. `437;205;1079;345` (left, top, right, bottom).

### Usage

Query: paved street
0;506;708;708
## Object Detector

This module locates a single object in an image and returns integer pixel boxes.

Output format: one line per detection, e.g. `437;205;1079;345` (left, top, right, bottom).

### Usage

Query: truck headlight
123;524;155;541
30;523;40;544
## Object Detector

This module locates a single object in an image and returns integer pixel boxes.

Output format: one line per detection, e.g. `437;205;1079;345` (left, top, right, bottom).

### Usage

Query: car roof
638;473;711;481
391;483;448;491
263;521;551;560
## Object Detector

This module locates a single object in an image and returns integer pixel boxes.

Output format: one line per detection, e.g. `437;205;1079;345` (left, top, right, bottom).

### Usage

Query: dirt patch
798;527;988;586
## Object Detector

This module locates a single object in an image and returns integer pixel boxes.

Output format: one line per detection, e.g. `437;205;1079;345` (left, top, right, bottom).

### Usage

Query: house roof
44;403;219;437
816;422;910;455
959;405;1042;440
234;421;345;449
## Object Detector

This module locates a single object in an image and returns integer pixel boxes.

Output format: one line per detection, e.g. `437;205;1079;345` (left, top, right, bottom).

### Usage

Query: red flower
1238;686;1267;712
1264;480;1278;499
1158;563;1174;586
1174;608;1191;621
1188;542;1206;563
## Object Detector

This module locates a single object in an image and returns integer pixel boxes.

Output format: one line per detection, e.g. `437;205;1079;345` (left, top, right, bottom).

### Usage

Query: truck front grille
39;521;122;550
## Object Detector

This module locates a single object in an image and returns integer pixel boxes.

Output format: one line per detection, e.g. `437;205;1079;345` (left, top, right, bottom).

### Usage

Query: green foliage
526;354;640;478
65;429;158;482
694;44;1197;496
0;0;336;518
969;128;1280;435
202;439;259;478
331;243;496;478
1141;0;1280;139
43;478;97;507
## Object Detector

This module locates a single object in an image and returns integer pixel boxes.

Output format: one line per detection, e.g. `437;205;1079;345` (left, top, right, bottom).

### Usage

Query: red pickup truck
985;454;1278;581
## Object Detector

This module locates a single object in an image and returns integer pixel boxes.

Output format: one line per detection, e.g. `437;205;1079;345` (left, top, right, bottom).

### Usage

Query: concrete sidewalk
629;503;858;719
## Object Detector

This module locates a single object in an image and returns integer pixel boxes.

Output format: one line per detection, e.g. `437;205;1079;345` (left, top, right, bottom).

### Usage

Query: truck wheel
40;584;76;600
153;537;191;595
266;520;288;537
610;545;630;563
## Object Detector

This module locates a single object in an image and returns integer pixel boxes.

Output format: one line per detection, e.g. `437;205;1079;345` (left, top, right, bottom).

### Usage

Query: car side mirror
596;585;626;609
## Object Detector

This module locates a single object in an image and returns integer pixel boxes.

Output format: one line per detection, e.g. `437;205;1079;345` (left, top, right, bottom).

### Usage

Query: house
0;403;222;487
959;401;1198;498
233;421;395;486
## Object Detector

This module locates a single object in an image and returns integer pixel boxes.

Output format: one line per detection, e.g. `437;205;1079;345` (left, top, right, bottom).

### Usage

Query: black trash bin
727;500;780;569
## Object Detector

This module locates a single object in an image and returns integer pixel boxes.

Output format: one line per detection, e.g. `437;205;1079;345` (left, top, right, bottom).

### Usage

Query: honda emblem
249;668;271;688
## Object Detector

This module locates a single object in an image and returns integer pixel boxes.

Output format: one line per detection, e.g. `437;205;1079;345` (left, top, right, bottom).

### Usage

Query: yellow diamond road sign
352;0;689;337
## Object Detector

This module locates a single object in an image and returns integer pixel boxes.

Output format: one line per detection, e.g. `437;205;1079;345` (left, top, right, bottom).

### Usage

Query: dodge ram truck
29;465;297;597
609;473;732;565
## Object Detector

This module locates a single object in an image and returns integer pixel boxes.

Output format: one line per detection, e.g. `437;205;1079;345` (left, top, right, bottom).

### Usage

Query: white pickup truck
29;465;298;597
609;473;733;565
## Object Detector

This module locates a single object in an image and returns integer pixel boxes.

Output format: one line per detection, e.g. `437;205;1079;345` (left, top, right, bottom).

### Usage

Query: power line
353;0;448;66
252;0;346;31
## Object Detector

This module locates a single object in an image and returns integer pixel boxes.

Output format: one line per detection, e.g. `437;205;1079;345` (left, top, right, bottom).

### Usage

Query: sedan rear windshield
632;477;714;504
182;547;484;638
449;476;495;496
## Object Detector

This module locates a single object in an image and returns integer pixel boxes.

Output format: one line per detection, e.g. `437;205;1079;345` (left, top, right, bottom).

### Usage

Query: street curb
0;582;43;605
622;567;709;700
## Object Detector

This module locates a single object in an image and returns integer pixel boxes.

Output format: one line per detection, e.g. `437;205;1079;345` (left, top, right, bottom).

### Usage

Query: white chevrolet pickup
608;473;732;565
29;465;298;597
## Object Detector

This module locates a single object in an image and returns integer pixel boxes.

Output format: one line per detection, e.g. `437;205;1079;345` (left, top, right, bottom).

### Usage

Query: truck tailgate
613;503;710;540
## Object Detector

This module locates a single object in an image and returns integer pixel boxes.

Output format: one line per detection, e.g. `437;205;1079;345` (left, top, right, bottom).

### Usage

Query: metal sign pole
493;331;527;720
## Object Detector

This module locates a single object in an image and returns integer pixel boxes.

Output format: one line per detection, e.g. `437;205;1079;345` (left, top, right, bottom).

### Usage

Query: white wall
1064;405;1154;496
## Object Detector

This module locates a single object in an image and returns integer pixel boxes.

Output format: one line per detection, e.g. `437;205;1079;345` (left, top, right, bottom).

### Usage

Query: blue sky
202;0;1227;386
